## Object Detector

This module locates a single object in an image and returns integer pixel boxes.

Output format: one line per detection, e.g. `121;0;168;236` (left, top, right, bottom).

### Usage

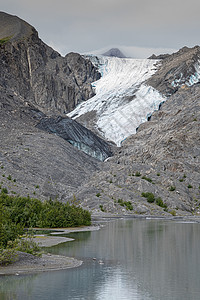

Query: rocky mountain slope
0;12;199;216
0;12;101;115
0;12;112;200
73;80;200;216
68;46;200;216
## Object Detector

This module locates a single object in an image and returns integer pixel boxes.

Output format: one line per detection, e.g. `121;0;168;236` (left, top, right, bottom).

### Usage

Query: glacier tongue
68;56;166;146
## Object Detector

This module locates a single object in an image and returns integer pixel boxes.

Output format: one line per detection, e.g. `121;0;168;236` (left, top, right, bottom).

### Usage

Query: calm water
1;218;200;300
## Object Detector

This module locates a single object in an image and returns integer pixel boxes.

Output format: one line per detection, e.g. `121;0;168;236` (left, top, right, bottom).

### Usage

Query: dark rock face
102;48;126;58
36;116;112;161
0;87;103;200
147;46;200;96
0;12;100;115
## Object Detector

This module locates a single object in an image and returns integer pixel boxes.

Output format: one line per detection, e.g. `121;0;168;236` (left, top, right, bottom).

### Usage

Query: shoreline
0;225;100;276
1;216;200;276
0;252;82;276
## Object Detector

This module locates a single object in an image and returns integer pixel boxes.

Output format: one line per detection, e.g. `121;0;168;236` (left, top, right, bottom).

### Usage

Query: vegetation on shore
0;190;91;265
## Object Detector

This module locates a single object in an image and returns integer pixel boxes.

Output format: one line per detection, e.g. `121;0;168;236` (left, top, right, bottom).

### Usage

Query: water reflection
1;219;200;300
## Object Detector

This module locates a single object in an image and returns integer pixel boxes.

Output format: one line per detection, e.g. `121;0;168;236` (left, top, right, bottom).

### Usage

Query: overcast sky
1;0;200;57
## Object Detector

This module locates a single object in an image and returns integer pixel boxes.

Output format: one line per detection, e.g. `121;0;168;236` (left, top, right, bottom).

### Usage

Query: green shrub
170;210;176;216
1;188;8;194
0;193;91;230
157;173;160;176
0;248;18;266
156;197;167;209
7;175;12;181
169;186;176;191
117;199;133;210
99;205;105;212
142;176;153;183
179;179;184;182
135;171;141;177
188;184;193;188
141;192;155;203
124;201;133;211
118;199;124;206
12;235;41;256
96;193;101;197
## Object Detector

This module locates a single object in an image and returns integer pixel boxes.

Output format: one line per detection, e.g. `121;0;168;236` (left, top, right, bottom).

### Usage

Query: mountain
102;48;126;58
0;12;112;201
68;47;200;216
72;80;200;216
0;12;101;115
0;12;200;216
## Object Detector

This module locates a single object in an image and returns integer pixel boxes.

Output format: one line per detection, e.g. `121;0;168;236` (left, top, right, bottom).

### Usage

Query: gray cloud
0;0;200;56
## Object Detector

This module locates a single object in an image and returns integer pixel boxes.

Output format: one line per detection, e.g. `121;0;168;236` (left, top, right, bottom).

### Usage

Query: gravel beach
0;225;100;275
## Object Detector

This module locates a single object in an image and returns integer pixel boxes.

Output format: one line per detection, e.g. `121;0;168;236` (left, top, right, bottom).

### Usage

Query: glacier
68;56;166;146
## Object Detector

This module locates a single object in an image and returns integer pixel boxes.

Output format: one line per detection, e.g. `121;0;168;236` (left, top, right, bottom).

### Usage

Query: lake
1;218;200;300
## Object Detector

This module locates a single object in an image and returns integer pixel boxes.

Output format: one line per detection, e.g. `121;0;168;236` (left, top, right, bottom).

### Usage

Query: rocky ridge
0;12;112;201
147;46;200;96
0;12;101;115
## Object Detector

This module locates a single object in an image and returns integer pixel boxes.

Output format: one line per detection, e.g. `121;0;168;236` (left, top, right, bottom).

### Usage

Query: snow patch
68;56;165;146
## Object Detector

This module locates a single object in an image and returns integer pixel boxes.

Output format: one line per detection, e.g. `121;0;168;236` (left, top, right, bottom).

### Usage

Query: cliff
0;12;101;115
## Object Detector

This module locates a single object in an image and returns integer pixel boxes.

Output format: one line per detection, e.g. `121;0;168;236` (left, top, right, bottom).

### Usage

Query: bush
135;171;141;177
169;186;176;191
1;188;8;194
142;176;153;183
0;248;18;266
99;205;105;212
141;192;155;203
0;193;91;229
170;210;176;216
156;197;167;209
12;235;41;256
117;199;133;210
188;184;193;189
96;193;101;197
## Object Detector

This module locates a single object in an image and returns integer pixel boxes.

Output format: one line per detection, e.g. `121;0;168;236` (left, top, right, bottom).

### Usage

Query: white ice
68;56;165;146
